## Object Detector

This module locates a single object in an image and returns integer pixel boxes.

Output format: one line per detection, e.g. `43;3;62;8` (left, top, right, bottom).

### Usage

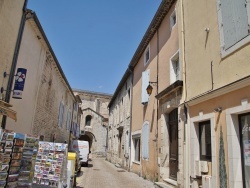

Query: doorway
169;108;178;180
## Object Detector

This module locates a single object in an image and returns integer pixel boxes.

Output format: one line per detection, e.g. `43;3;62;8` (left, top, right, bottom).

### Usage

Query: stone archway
79;131;96;152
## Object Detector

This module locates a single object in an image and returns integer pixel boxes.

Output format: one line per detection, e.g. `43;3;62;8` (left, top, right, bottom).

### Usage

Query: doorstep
154;181;174;188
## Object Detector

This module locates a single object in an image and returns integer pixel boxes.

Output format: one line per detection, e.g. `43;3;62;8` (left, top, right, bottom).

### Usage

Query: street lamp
146;81;157;96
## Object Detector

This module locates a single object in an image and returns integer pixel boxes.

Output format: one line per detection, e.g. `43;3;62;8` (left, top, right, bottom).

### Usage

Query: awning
0;100;17;121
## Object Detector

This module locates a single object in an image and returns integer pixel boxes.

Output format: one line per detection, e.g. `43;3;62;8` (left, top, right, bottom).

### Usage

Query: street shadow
86;164;93;168
76;171;83;177
75;186;84;188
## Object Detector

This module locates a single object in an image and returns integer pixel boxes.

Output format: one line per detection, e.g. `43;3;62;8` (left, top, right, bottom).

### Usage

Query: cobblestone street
76;158;156;188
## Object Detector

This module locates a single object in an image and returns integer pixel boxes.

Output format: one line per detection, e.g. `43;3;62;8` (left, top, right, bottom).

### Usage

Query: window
170;9;177;29
239;112;250;188
133;137;141;162
199;121;212;161
144;45;150;65
95;98;100;113
218;0;250;55
85;115;92;126
39;135;44;141
170;51;180;84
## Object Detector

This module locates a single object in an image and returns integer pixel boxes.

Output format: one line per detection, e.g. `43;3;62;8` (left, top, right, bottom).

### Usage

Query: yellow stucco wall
0;0;25;99
184;0;250;101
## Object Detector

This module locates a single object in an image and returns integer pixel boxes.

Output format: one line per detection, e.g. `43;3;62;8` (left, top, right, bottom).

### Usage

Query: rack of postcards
0;129;39;188
32;141;68;187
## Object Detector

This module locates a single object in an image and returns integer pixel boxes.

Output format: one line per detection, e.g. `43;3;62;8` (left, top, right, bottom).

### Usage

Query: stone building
107;70;132;170
73;89;112;157
5;10;78;143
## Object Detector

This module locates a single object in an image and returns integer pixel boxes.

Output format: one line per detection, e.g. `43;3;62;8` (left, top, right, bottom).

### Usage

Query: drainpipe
180;0;189;187
2;0;28;129
156;29;159;180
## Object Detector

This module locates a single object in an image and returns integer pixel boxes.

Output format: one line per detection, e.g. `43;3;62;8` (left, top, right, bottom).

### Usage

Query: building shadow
87;164;93;168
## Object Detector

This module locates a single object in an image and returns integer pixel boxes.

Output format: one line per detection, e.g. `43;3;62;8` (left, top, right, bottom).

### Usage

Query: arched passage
79;131;96;152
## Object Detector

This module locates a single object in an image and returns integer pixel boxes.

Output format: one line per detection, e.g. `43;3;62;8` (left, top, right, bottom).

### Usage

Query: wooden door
169;108;178;180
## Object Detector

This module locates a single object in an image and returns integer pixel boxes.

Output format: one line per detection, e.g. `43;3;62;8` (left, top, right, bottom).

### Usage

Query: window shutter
66;110;71;130
220;0;248;49
141;70;150;104
58;102;63;127
61;104;65;128
142;122;149;159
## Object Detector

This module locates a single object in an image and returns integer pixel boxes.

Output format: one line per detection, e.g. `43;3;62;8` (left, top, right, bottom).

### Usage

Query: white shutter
141;70;150;104
142;122;149;159
220;0;249;49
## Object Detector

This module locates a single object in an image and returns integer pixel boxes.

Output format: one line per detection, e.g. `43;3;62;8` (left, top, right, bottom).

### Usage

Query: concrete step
154;182;174;188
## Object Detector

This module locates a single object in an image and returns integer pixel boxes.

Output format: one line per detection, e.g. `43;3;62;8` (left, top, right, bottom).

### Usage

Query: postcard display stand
32;141;68;188
0;129;39;188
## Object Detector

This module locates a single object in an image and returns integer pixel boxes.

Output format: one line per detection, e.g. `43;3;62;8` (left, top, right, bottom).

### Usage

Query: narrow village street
75;158;156;188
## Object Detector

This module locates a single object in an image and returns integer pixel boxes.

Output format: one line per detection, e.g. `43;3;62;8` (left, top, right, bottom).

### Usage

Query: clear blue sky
27;0;162;95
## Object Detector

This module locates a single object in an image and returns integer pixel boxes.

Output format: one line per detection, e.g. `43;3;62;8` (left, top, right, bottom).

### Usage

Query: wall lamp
214;107;222;113
146;81;158;96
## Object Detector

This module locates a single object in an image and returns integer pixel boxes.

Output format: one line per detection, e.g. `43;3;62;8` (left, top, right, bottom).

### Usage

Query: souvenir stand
0;129;39;188
32;141;68;188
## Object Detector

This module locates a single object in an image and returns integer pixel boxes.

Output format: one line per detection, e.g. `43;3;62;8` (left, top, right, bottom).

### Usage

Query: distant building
73;89;112;157
107;71;132;170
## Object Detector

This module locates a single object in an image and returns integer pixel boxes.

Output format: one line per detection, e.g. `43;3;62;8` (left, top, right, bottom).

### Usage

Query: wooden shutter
220;0;249;49
142;122;149;159
141;70;150;104
66;110;71;130
58;102;63;127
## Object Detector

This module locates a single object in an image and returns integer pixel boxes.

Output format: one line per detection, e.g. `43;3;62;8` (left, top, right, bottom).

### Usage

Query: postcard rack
0;129;39;188
32;141;68;187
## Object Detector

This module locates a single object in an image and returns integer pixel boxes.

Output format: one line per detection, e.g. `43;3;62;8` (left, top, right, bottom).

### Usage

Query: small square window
170;10;176;29
170;51;180;84
144;45;150;65
199;121;211;161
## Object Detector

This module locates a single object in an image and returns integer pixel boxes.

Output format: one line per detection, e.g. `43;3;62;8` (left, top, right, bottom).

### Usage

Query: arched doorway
79;131;96;152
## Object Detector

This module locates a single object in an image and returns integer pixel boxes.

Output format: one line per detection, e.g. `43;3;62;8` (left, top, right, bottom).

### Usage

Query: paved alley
75;158;156;188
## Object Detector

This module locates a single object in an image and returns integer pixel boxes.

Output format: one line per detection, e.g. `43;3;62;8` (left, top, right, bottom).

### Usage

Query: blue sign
12;68;27;99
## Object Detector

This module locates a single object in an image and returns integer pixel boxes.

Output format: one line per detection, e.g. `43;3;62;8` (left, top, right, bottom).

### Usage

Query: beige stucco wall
7;19;46;135
189;85;250;187
0;0;25;100
131;1;181;182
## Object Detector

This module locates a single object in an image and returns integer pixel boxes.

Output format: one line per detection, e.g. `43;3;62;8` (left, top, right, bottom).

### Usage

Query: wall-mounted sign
12;68;27;99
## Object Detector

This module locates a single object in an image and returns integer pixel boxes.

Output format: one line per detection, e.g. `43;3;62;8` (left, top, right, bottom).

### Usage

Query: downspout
128;66;134;172
156;29;159;180
2;0;28;129
180;0;189;187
